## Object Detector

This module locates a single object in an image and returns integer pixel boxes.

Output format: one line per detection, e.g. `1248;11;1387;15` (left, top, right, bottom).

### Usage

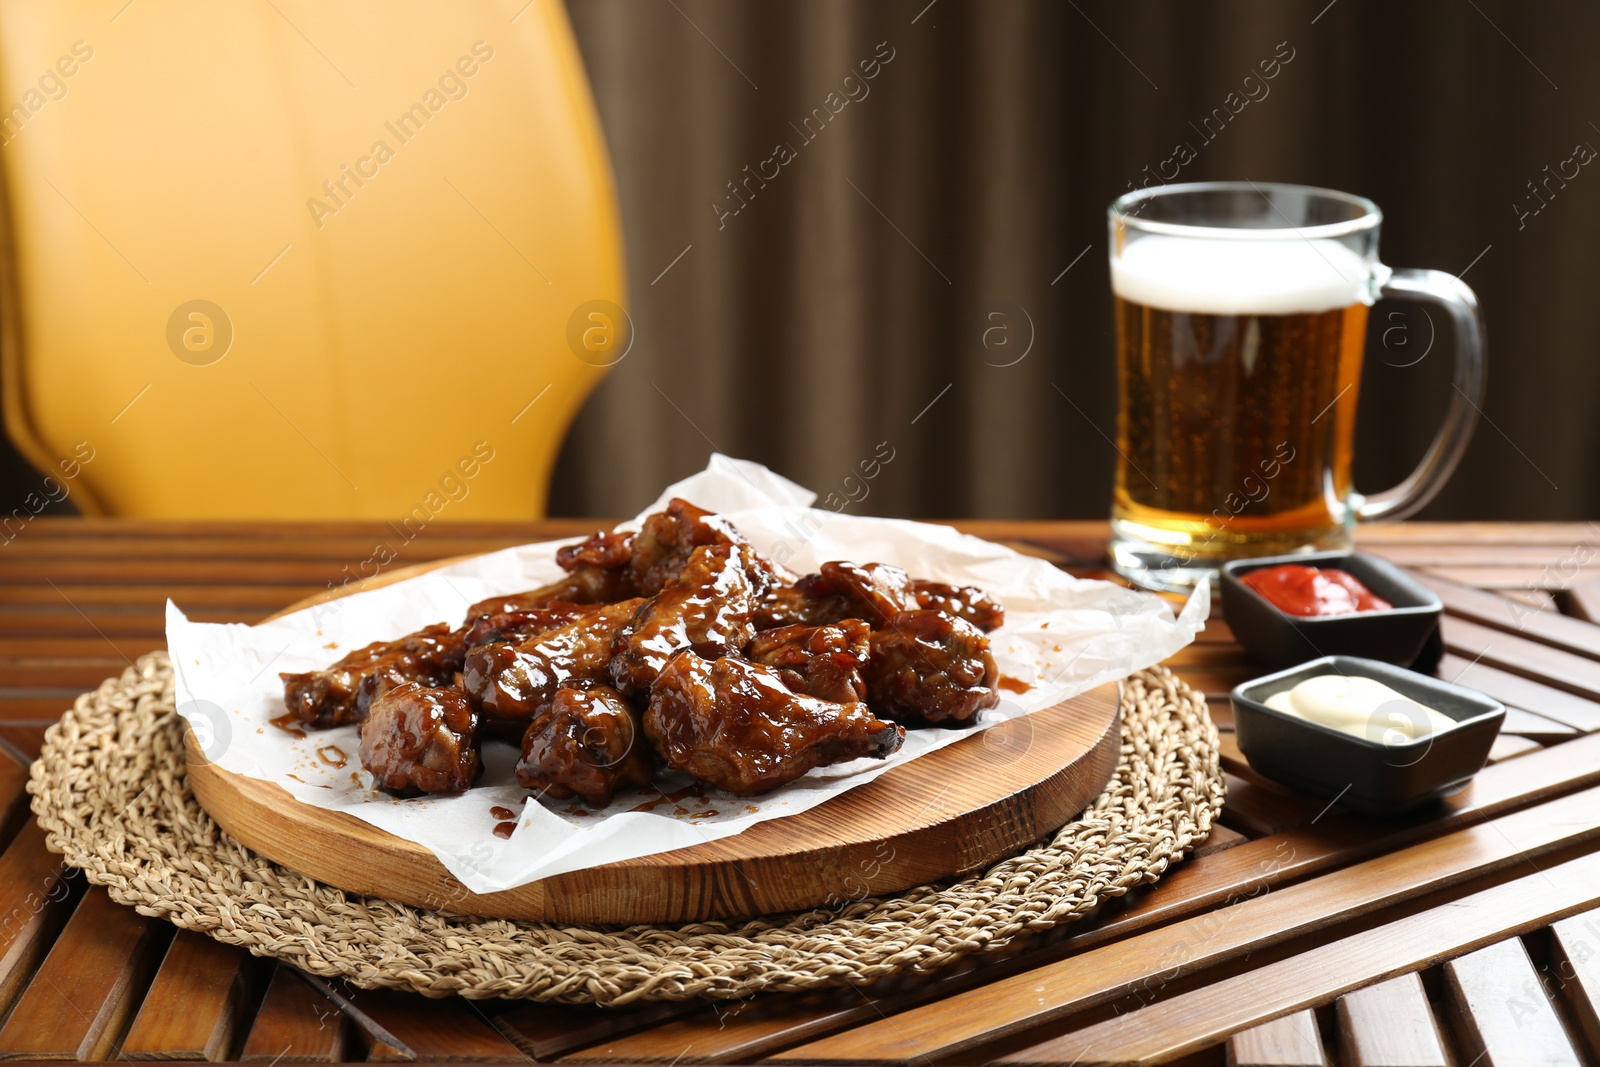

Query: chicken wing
515;685;655;806
812;561;920;626
608;543;759;696
750;581;849;631
464;566;634;618
556;529;635;571
470;498;782;618
624;497;753;596
358;681;480;797
463;605;591;649
744;620;870;704
462;597;646;741
864;609;1001;726
911;580;1006;632
280;622;466;728
645;652;904;796
752;561;917;631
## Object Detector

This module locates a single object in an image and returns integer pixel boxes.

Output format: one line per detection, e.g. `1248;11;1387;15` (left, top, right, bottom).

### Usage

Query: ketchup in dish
1241;564;1392;617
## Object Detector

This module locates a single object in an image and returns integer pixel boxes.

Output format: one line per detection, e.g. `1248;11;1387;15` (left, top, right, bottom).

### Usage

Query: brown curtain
550;0;1600;522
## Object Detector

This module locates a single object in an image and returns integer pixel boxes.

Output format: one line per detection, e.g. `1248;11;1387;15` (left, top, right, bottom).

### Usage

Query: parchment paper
167;455;1206;893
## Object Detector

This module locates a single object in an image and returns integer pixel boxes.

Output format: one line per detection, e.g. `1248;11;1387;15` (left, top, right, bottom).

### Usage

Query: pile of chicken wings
280;498;1006;804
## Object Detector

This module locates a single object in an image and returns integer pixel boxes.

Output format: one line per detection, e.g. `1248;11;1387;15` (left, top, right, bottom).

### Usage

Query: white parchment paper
167;455;1206;893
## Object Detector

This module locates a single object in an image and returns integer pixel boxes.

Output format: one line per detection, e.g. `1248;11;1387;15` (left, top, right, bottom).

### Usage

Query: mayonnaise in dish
1264;674;1456;743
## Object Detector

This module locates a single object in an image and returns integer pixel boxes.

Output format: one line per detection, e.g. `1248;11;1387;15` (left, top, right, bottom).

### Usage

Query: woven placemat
27;652;1222;1005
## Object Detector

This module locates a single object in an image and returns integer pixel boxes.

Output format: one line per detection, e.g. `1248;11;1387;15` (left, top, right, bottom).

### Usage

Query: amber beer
1107;182;1487;591
1110;234;1371;568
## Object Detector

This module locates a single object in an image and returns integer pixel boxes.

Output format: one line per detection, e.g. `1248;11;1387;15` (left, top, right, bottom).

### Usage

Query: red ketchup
1240;564;1392;617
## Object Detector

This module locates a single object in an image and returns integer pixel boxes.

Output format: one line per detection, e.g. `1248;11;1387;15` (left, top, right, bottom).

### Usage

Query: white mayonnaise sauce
1264;674;1456;742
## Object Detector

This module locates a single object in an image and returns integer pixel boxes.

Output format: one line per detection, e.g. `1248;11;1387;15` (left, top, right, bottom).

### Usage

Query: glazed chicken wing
751;561;917;630
464;566;634;618
556;529;635;571
911;580;1006;632
751;582;848;631
624;497;751;596
608;543;759;696
745;620;870;704
515;685;655;806
645;652;904;796
471;498;782;618
463;604;591;649
358;682;480;797
812;561;919;626
462;598;645;740
281;622;466;728
864;609;1001;726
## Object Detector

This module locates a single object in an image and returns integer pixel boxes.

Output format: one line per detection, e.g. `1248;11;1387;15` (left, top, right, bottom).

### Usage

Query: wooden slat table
2;518;1599;1065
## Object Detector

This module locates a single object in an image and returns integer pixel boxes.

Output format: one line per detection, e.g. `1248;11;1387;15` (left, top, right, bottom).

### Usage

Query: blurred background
2;0;1596;521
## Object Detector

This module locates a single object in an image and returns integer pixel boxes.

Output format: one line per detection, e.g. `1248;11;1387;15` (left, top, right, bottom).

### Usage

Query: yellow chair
0;1;625;518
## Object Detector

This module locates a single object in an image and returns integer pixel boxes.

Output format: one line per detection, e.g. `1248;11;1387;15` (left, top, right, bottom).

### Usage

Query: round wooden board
183;556;1124;924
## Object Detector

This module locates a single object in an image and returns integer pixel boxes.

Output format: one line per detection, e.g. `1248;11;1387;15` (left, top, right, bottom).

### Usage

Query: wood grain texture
119;930;251;1061
1443;938;1582;1067
239;966;347;1063
1438;654;1600;733
186;683;1119;924
1216;731;1248;771
1405;568;1600;661
1335;973;1450;1067
366;1038;413;1061
492;1000;703;1061
0;532;580;562
1487;733;1542;762
0;725;48;760
1562;574;1600;623
554;997;829;1065
0;747;31;852
5;557;487;585
0;821;78;1024
1442;615;1600;700
1044;726;1600;960
305;979;529;1063
1218;774;1325;837
0;888;166;1061
1420;566;1591;590
763;785;1600;1065
997;850;1600;1066
1497;706;1580;743
10;519;1600;1063
1367;542;1600;567
1226;1010;1328;1067
1548;910;1600;1059
1502;587;1559;612
1192;822;1250;857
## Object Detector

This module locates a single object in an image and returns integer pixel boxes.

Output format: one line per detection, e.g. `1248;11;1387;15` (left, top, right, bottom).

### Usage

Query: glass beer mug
1106;182;1486;591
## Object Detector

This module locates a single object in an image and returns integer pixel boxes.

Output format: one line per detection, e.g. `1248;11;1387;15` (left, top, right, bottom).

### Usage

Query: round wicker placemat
27;652;1222;1005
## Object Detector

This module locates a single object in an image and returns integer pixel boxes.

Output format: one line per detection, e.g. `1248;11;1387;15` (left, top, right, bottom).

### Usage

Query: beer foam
1112;234;1372;314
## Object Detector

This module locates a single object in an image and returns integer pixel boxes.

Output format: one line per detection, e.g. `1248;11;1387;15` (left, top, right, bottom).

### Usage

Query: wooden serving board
183;558;1123;924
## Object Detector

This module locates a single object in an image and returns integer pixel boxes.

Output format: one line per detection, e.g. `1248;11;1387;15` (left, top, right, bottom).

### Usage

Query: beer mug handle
1353;268;1487;522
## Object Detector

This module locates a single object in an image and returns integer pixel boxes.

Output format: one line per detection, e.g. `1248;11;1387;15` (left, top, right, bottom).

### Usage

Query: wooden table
2;519;1600;1065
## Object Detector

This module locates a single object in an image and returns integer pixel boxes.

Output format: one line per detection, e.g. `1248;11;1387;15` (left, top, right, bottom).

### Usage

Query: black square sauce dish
1231;655;1504;817
1220;550;1442;670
